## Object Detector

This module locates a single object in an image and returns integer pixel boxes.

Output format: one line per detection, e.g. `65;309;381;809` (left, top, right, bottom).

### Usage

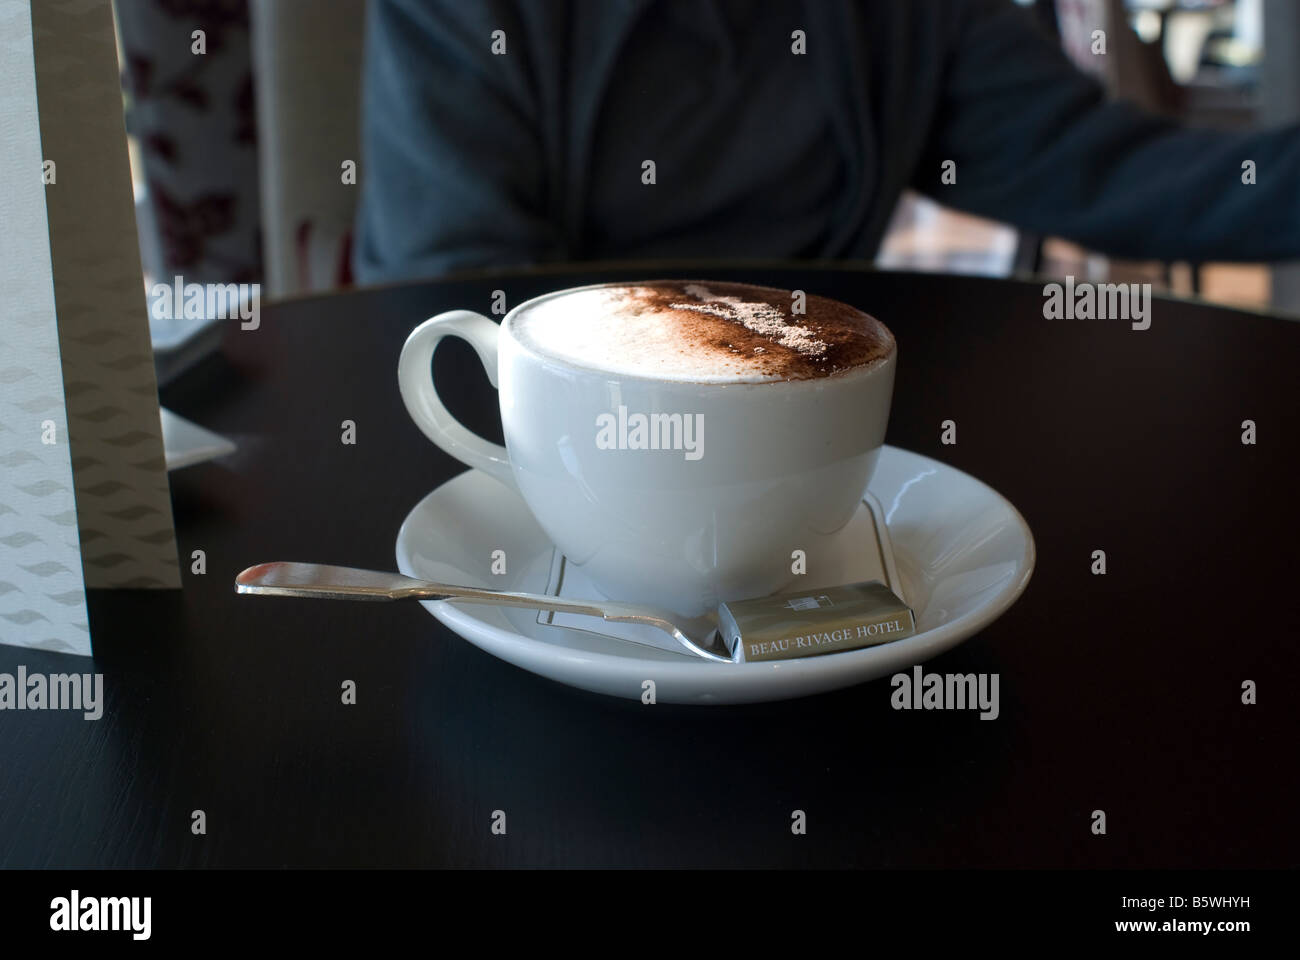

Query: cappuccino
400;279;898;614
512;280;892;382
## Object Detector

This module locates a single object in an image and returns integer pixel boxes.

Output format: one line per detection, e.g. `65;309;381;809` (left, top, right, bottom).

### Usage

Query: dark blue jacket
355;0;1300;283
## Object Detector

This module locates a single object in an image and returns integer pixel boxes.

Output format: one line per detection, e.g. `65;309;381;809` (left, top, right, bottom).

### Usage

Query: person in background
354;0;1300;285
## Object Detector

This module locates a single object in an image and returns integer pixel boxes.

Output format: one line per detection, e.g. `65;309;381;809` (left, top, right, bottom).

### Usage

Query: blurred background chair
116;0;262;289
250;0;368;297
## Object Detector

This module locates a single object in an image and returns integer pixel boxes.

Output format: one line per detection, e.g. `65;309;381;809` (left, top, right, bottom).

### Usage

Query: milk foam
511;282;890;383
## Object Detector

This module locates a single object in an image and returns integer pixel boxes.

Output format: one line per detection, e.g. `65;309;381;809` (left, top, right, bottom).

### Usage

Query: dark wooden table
2;263;1296;868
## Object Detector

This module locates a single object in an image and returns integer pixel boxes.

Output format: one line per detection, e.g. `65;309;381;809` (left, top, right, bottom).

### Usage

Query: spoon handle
236;561;612;616
235;561;734;663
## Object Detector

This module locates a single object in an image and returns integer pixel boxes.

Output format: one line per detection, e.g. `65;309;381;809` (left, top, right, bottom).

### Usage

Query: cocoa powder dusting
617;280;892;380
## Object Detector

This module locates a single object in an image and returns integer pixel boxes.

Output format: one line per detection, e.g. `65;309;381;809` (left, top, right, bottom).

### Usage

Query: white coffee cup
398;281;896;616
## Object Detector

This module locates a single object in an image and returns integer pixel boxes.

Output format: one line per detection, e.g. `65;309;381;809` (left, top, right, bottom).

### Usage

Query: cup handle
398;310;515;489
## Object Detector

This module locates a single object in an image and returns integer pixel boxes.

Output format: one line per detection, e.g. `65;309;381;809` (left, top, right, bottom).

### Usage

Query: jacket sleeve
354;0;565;284
911;0;1300;263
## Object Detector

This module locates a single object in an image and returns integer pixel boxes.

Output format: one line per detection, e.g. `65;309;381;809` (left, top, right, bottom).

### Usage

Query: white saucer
395;446;1035;705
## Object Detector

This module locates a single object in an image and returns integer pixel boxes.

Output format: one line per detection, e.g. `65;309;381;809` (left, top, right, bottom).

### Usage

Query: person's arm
354;0;563;284
912;0;1300;263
